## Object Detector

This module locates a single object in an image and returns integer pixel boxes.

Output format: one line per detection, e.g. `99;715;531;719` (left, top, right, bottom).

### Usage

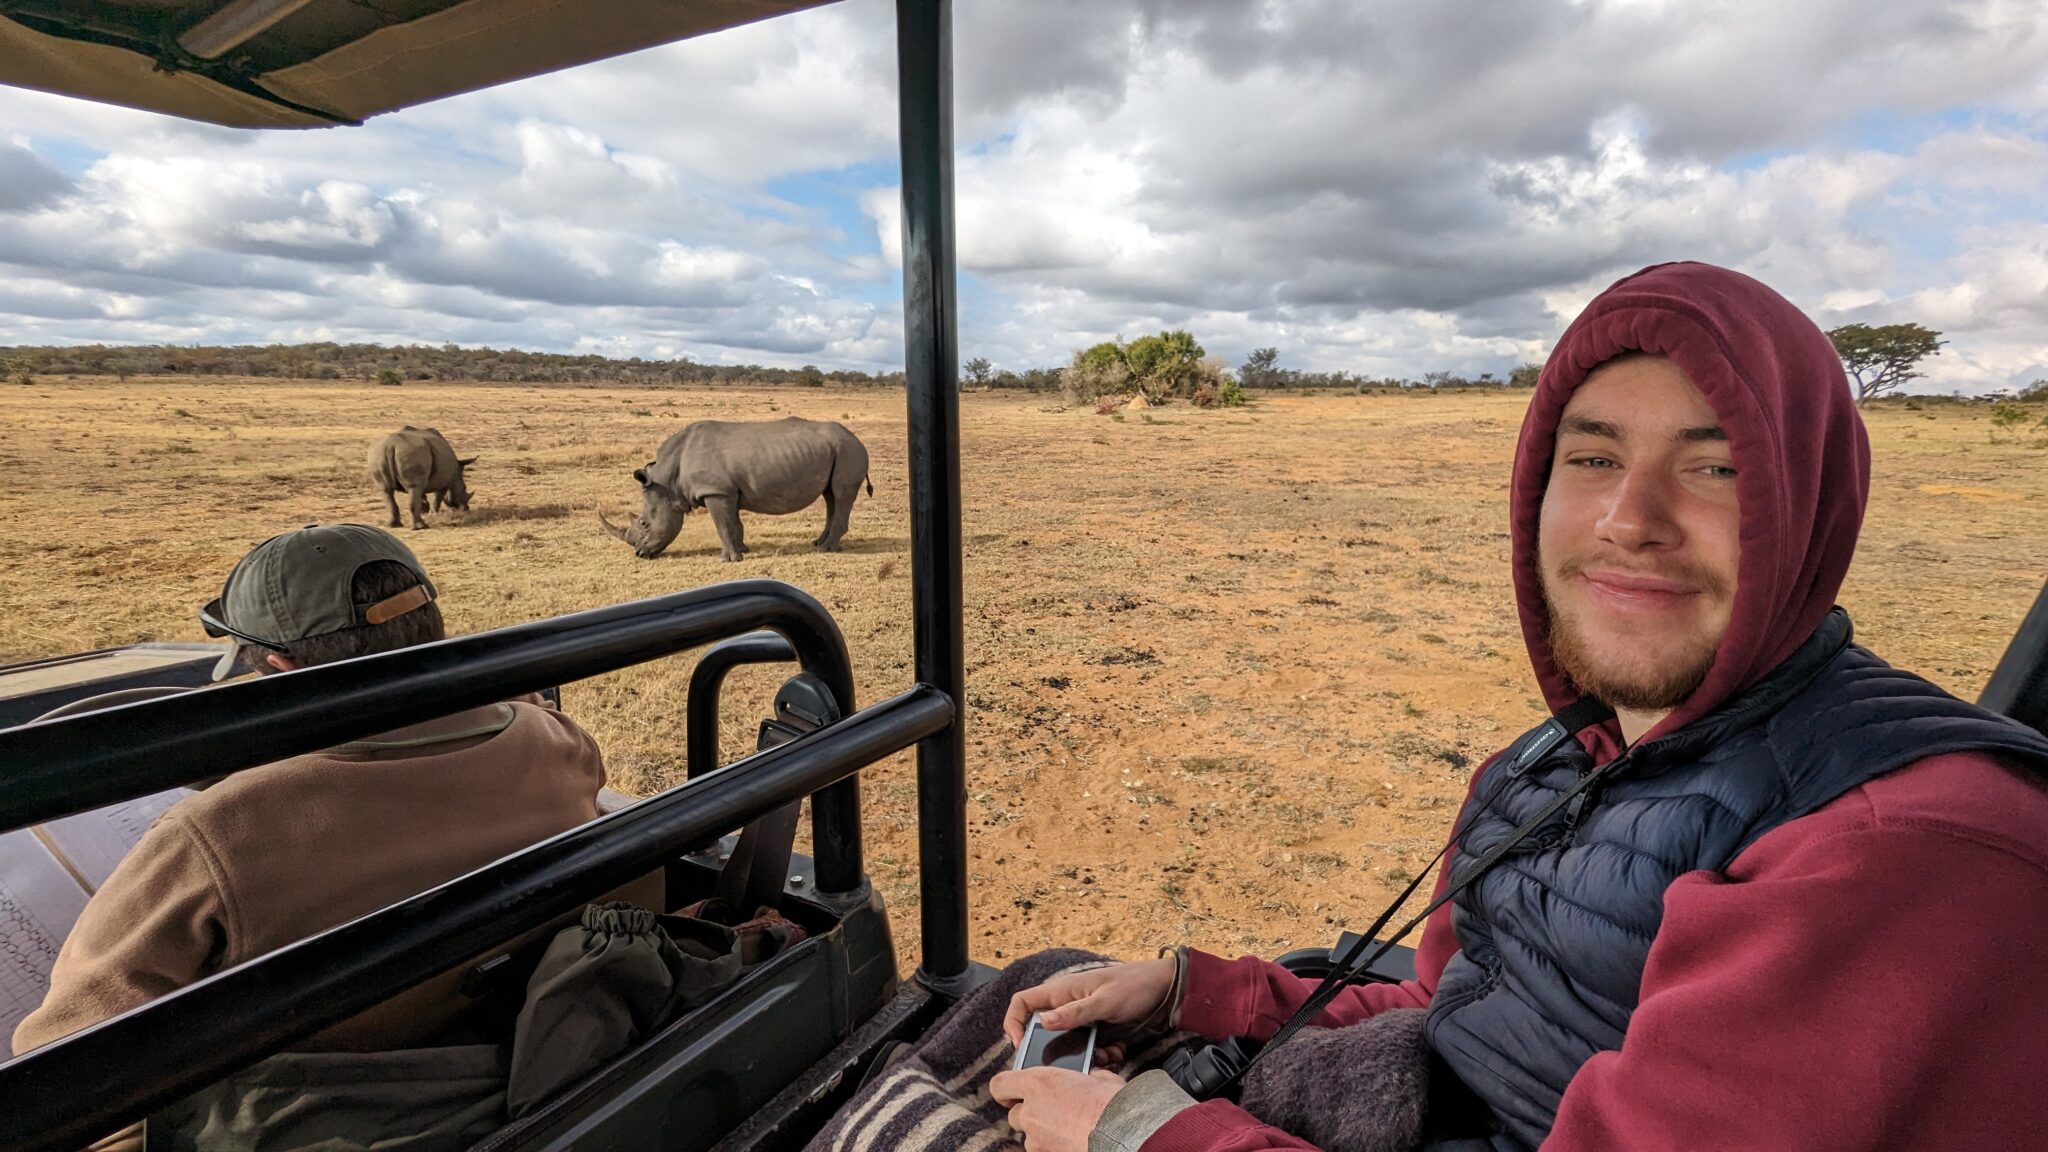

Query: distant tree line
0;342;906;388
0;339;1553;396
963;341;1548;400
963;357;1063;391
15;326;1971;405
1237;347;1542;392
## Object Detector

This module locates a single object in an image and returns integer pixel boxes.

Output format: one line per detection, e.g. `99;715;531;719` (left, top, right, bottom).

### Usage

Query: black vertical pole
896;0;971;991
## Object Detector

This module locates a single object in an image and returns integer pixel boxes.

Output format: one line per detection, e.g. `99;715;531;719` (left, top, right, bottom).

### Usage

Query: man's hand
990;1066;1125;1152
1004;958;1175;1047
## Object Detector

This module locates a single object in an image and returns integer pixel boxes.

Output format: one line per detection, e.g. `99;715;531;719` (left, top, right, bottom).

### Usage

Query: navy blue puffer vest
1422;611;2048;1151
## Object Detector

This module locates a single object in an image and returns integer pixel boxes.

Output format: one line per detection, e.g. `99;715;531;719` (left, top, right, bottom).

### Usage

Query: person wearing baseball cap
15;524;625;1069
199;522;442;681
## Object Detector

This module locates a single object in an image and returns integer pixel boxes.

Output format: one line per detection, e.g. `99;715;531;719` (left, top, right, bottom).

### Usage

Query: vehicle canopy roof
0;0;842;127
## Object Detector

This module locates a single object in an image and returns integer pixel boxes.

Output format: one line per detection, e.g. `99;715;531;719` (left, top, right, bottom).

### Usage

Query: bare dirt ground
2;378;2042;972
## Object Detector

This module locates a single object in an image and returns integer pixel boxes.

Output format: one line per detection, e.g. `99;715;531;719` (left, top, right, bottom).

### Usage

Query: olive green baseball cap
201;524;437;679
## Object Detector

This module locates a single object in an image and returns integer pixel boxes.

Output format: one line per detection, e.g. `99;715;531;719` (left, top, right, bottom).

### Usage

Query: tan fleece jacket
13;698;609;1058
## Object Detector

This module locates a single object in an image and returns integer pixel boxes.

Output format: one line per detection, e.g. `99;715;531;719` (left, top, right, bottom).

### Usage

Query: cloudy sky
2;0;2046;391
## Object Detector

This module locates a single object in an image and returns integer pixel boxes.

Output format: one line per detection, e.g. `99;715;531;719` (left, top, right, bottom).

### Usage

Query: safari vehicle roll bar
1980;579;2048;737
2;580;856;845
0;579;958;1152
689;631;802;780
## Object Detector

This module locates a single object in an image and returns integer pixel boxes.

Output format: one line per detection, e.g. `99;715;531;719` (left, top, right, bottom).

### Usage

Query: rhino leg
813;490;837;547
704;495;746;562
383;487;402;529
817;489;856;552
819;480;857;552
409;488;431;530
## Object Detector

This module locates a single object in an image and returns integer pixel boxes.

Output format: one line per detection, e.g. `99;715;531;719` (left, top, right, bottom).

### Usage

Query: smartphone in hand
1013;1011;1097;1074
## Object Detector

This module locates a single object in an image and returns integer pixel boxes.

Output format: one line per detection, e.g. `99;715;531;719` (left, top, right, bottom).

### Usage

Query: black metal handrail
682;630;868;893
0;685;954;1152
683;630;863;890
687;631;801;780
0;581;860;883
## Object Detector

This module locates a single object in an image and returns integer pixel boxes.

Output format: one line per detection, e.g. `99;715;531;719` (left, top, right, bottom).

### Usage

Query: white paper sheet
37;790;189;892
0;829;91;1054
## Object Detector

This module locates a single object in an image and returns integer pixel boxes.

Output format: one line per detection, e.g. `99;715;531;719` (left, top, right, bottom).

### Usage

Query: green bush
1124;330;1204;390
1062;354;1133;402
375;368;403;387
1989;400;2048;445
1062;330;1225;404
1078;341;1124;372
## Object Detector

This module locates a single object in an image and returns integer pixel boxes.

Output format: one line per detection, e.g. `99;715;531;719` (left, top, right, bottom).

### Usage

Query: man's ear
264;653;299;673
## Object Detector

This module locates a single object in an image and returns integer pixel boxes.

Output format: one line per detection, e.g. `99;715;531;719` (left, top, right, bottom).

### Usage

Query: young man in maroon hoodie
991;262;2048;1151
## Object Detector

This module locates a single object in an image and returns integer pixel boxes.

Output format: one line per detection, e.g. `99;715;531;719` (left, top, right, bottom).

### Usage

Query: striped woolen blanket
804;950;1195;1152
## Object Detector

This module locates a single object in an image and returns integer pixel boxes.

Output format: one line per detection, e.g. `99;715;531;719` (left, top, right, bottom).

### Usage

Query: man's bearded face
1538;355;1741;712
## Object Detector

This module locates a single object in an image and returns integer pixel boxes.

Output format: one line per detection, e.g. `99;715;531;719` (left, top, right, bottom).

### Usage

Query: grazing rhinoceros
599;417;872;561
368;426;475;530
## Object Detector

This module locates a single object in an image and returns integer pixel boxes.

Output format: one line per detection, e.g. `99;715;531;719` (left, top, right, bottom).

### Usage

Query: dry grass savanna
1;377;2043;971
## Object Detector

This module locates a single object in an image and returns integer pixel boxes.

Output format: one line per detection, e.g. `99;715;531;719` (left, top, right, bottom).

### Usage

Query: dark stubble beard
1540;559;1725;712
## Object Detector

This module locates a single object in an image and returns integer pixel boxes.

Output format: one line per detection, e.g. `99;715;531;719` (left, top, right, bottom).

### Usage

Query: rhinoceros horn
597;509;631;544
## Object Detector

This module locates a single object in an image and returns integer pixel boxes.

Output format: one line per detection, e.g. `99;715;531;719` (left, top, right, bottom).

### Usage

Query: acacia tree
963;356;993;390
1240;347;1282;388
1060;332;1221;402
1826;323;1945;405
1123;329;1205;398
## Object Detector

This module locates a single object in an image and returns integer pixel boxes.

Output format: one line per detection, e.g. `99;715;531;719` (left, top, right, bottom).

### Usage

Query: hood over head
1511;261;1870;743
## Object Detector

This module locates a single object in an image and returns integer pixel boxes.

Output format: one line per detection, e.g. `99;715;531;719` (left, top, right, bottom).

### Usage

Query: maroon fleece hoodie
1150;262;2048;1151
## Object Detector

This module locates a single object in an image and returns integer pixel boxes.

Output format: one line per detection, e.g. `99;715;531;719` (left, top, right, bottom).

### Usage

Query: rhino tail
866;474;874;497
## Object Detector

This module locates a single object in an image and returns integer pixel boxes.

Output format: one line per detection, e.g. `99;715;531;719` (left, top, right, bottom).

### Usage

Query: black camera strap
1212;696;1615;1096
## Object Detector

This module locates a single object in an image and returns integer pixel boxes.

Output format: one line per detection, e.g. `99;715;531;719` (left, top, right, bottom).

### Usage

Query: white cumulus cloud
0;0;2042;388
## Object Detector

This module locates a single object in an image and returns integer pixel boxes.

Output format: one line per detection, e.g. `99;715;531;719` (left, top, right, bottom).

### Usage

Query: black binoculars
1162;1035;1261;1101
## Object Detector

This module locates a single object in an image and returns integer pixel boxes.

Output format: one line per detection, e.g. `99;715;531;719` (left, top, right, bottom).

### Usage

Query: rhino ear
633;467;650;486
458;456;478;468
